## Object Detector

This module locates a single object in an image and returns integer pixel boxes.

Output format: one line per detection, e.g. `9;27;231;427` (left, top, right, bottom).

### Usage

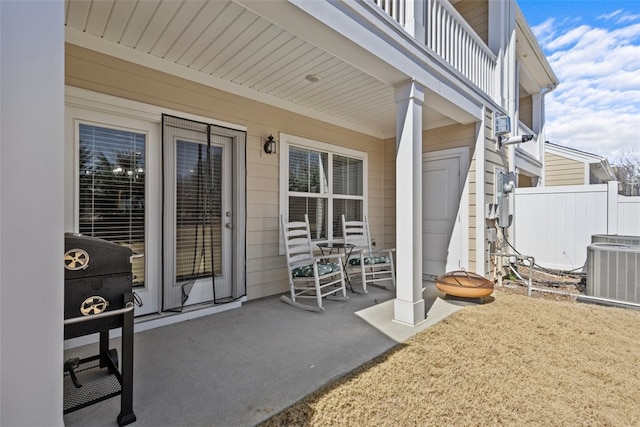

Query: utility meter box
495;115;511;135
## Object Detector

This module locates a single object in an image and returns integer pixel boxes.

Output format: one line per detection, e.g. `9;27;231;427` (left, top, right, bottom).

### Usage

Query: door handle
225;211;233;229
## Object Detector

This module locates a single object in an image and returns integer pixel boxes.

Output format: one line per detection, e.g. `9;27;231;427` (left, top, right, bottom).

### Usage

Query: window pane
78;124;145;286
175;140;222;281
289;196;327;240
333;155;363;196
289;146;328;194
332;199;363;239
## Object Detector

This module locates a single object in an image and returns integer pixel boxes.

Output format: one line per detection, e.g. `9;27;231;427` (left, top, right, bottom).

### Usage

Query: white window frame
279;133;368;254
66;104;160;316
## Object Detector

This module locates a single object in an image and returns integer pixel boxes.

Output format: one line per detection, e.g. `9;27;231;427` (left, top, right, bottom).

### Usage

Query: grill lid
64;233;132;279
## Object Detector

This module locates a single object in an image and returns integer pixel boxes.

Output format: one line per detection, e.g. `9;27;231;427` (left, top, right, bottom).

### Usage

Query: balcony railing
372;0;497;99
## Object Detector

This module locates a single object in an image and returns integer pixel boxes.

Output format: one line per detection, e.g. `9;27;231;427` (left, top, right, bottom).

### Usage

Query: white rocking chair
342;215;396;293
281;214;348;312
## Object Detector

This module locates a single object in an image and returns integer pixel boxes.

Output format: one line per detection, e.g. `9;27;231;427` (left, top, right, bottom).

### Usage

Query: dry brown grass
262;290;640;426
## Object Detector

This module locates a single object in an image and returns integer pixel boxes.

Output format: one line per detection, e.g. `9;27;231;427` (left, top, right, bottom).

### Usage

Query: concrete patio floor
63;282;468;427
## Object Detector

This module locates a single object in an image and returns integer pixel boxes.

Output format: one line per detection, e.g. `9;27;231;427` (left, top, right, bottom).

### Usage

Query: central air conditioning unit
587;243;640;304
592;234;640;246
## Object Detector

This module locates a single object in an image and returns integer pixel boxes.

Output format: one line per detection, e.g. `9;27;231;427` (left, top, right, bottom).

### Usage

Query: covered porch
0;1;495;423
63;283;467;426
62;0;489;326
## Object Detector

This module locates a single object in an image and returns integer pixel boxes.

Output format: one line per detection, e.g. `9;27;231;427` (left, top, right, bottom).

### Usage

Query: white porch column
1;1;65;425
393;80;426;326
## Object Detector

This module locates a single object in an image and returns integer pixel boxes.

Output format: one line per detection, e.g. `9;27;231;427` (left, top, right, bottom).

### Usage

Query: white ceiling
65;0;457;138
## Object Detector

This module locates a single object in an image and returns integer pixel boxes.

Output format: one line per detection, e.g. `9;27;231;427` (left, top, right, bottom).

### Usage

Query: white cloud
535;17;640;163
598;9;623;21
545;25;591;50
531;18;557;45
598;9;640;24
616;13;640;24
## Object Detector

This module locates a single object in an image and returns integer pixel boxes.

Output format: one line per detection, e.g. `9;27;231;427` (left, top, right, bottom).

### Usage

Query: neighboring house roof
545;142;616;182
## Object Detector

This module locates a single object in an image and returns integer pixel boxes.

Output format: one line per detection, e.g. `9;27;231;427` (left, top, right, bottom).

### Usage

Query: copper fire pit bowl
435;270;494;298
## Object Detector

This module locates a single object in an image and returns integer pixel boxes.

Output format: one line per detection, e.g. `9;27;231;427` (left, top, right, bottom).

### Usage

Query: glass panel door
77;121;160;316
163;117;233;310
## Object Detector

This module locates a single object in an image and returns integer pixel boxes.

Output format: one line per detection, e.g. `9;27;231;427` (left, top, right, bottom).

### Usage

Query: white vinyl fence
513;182;640;270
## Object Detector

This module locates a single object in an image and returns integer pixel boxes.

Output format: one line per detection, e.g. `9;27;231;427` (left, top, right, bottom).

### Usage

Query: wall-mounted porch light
264;134;276;154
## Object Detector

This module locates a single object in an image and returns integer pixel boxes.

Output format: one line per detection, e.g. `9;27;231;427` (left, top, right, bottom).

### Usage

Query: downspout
538;83;558;186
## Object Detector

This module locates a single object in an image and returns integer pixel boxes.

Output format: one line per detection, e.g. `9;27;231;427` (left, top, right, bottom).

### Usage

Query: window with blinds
287;145;364;241
78;123;145;286
332;155;363;238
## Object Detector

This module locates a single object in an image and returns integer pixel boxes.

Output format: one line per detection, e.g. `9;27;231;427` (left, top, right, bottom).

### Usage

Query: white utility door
422;150;466;278
163;125;233;309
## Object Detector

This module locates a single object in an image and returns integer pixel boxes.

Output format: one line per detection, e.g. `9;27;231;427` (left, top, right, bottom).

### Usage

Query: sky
517;0;640;164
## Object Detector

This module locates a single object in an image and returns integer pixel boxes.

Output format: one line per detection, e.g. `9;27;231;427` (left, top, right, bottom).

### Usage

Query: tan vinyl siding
65;44;386;300
383;137;396;249
545;152;585;186
423;123;475;153
452;0;489;45
518;174;534;187
519;94;533;130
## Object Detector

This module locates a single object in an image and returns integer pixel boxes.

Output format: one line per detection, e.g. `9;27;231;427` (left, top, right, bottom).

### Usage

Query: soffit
65;0;457;138
515;8;559;95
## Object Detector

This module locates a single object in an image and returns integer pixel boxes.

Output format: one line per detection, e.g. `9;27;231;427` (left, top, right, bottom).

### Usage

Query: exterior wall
453;0;489;45
65;44;386;300
519;94;533;130
381;122;480;274
383;137;397;249
545;152;585;186
518;174;534;187
424;122;477;272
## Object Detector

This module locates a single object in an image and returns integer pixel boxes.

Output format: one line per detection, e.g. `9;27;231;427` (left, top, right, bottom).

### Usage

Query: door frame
422;147;470;274
162;127;234;307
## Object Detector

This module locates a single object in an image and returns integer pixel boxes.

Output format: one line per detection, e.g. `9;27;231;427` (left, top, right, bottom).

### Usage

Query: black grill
64;234;133;339
63;233;136;426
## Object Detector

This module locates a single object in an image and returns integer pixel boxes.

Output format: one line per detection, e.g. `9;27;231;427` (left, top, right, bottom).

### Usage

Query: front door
163;115;240;310
422;149;467;278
